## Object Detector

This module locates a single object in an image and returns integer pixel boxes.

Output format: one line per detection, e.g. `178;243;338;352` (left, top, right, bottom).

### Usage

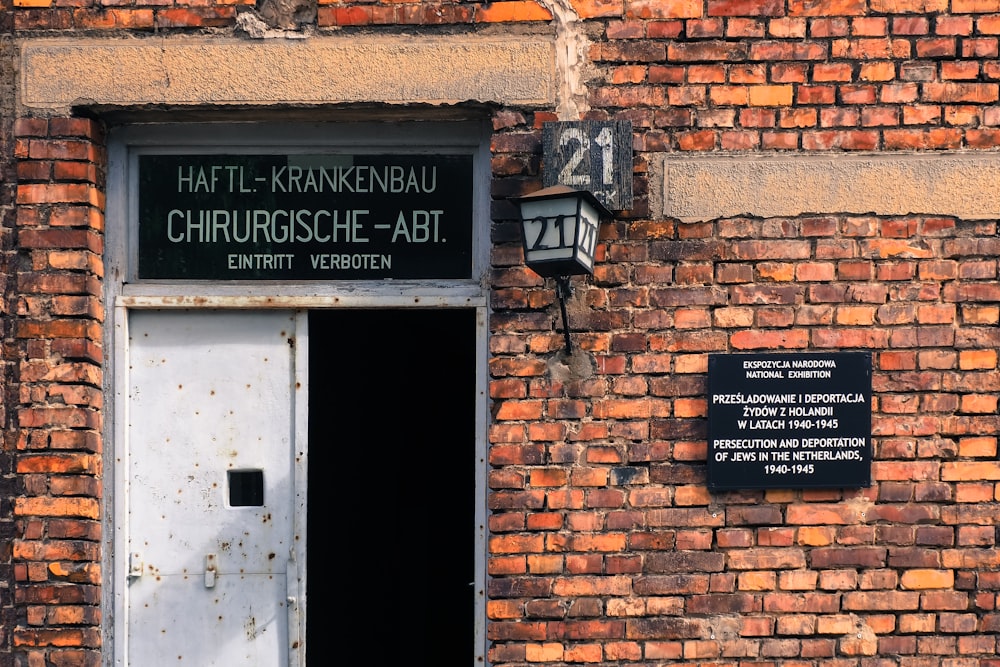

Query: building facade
3;0;1000;665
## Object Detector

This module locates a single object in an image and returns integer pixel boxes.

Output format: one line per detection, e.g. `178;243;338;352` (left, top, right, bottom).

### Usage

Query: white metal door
124;310;303;666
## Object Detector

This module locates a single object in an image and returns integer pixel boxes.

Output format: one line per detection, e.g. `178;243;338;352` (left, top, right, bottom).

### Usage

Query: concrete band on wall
661;153;1000;222
21;37;997;225
18;36;556;112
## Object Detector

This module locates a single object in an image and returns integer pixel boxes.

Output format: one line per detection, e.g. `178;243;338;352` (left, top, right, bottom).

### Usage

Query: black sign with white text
543;120;633;211
138;154;473;280
708;352;872;490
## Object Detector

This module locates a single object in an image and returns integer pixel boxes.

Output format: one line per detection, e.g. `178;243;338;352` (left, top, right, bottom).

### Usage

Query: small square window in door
229;469;264;507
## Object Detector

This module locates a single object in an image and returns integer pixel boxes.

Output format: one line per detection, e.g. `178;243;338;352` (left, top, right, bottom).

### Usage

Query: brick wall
488;205;1000;663
1;3;17;665
11;118;104;667
487;1;1000;664
7;0;1000;665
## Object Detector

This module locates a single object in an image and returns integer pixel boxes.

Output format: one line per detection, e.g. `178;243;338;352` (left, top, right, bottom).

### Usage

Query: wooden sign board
543;121;633;211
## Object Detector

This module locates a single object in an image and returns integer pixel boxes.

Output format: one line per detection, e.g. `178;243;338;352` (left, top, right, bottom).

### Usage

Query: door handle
129;552;143;579
204;553;218;588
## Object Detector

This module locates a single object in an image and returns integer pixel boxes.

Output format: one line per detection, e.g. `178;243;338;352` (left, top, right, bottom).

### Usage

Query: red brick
709;0;784;15
924;82;999;102
687;18;725;37
626;0;702;18
788;0;866;15
669;41;748;62
725;18;762;37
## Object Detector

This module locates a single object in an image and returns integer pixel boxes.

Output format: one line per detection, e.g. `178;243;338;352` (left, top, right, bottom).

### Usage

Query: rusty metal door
124;310;303;666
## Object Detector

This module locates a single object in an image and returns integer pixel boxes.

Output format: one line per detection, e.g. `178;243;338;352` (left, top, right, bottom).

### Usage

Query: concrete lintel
662;152;1000;222
19;35;555;112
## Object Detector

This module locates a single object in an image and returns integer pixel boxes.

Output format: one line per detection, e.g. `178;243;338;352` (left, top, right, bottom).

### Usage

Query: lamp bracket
555;276;573;354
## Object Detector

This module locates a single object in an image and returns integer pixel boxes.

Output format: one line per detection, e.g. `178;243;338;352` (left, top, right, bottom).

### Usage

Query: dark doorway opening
308;309;476;665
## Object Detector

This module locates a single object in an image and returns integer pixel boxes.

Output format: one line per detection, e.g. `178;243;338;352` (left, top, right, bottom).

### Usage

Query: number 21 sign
542;120;633;211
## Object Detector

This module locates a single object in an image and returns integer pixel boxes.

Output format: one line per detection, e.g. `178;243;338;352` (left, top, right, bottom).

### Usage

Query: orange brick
611;65;647;84
959;349;997;369
674;485;711;506
960;394;999;413
526;643;563;662
780;570;819;590
627;0;702;18
529;468;568;487
962;305;999;324
488;600;524;619
714;307;755;327
943;461;1000;481
495;400;544;420
524;512;562;531
749;85;794;106
585;447;622;464
787;503;864;525
777;614;817;634
570;467;609;486
900;569;955;589
758;262;796;281
553;576;631;596
570;0;624;18
957;437;997;457
563;644;603;662
738;571;777;591
13;539;99;561
817;614;858;634
526;554;562;573
797;526;837;546
604;642;642;660
819;569;859;590
645;641;683;659
571;533;627;552
476;1;552;22
730;329;809;349
917;303;956;324
710;85;750;105
527;422;567;441
673;398;707;418
860;61;897;80
673;441;707;461
789;0;866;14
14;497;98;520
675;308;711;328
490;534;544;554
683;640;721;659
953;0;1000;10
899;613;936;633
923;82;999;102
836;305;877;325
16;454;98;474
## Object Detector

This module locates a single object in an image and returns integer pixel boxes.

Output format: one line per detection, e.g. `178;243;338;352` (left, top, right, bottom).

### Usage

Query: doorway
307;309;476;665
122;308;477;665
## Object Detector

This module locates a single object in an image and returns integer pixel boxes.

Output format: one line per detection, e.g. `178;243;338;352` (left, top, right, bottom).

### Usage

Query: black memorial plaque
138;153;474;280
708;352;872;490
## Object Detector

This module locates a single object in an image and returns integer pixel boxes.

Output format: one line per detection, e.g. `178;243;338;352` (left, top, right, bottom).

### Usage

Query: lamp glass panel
520;197;580;265
572;200;601;272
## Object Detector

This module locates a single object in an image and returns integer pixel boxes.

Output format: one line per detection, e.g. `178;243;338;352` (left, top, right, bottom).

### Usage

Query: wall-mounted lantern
515;184;613;354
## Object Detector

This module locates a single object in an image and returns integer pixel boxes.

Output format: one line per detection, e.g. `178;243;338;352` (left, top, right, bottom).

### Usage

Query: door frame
104;121;492;667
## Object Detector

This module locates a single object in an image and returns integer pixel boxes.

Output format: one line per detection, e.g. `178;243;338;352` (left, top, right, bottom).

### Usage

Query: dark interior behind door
308;309;476;665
